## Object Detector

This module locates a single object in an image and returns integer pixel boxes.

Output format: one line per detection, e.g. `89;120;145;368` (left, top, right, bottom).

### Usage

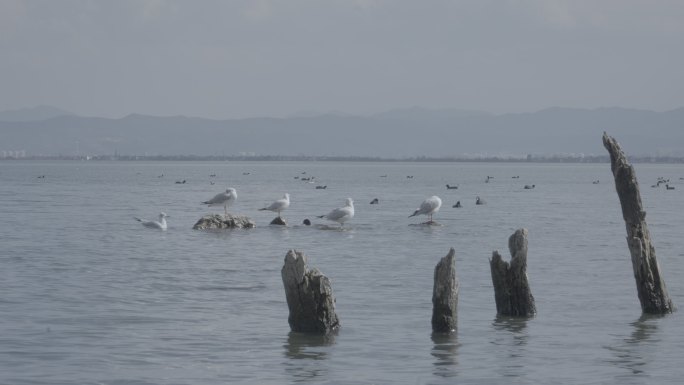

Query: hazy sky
1;0;683;119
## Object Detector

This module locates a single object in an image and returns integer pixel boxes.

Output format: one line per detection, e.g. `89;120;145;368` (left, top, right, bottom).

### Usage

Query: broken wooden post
432;248;459;333
281;250;340;334
489;228;536;317
602;133;674;314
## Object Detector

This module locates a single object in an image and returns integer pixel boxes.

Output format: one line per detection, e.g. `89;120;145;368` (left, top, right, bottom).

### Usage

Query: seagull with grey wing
259;193;290;218
203;188;237;217
134;212;168;230
318;197;354;227
409;195;442;224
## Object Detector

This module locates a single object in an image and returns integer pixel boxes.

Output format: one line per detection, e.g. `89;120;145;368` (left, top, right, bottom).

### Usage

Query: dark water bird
318;198;354;227
446;184;458;190
259;193;290;218
476;196;486;205
243;172;250;175
315;185;327;189
592;180;600;184
175;179;186;184
453;201;461;208
524;184;535;189
666;184;675;190
409;196;442;223
202;188;237;217
406;175;414;179
302;218;311;226
209;174;217;177
370;198;379;205
134;212;168;230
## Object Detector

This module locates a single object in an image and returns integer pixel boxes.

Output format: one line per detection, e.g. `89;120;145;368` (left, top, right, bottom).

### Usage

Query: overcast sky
1;0;683;119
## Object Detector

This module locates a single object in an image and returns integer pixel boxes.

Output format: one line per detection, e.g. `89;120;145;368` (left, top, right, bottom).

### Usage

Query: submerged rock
270;217;287;226
192;214;255;230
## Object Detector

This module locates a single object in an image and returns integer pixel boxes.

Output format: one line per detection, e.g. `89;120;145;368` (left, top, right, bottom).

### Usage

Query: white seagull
259;193;290;218
409;195;442;223
134;212;168;230
318;197;354;227
203;188;237;217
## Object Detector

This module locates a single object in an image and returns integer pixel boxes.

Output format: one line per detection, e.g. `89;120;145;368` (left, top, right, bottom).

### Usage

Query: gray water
1;161;683;385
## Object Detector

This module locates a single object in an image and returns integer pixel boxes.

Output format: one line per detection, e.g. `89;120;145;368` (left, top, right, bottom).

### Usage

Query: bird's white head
345;197;354;206
284;193;290;200
159;212;168;218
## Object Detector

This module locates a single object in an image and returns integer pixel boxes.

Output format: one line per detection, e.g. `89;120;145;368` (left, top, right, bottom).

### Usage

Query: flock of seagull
134;188;443;231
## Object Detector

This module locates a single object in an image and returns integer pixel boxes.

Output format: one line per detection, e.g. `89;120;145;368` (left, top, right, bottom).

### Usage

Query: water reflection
283;332;335;382
431;332;459;378
492;316;529;348
605;314;662;377
490;316;530;379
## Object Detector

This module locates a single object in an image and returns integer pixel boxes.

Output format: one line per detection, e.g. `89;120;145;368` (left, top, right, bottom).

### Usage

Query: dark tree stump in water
490;229;536;317
432;248;459;333
281;250;340;334
602;133;674;314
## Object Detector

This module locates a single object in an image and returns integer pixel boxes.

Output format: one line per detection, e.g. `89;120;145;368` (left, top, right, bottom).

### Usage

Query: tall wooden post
432;248;459;332
602;133;674;314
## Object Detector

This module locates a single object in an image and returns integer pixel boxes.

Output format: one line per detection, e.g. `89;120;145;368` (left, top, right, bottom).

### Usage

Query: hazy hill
0;105;75;122
1;107;683;158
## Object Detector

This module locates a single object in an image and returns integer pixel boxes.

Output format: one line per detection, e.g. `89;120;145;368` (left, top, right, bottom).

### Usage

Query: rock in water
192;214;255;230
281;250;339;334
270;217;287;226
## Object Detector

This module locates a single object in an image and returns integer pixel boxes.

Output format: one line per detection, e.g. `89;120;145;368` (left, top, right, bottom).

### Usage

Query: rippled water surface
1;161;683;384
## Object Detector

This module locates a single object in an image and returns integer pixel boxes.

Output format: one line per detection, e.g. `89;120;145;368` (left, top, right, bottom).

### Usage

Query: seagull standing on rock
259;193;290;218
409;196;442;224
134;212;169;230
203;188;237;217
318;197;354;227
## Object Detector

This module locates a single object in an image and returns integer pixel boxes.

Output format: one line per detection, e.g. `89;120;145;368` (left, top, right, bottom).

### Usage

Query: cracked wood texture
490;229;536;317
603;133;674;314
432;248;459;333
281;250;340;334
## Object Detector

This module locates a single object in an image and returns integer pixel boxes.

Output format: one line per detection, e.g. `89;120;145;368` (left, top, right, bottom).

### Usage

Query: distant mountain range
0;105;75;122
1;106;683;158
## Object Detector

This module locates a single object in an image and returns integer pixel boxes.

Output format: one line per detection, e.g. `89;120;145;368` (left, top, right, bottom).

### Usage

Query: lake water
1;160;683;385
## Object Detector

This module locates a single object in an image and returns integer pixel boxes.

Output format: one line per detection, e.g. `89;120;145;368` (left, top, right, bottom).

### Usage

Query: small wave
197;284;266;292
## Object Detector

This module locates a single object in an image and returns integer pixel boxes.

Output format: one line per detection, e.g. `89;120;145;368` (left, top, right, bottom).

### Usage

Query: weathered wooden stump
432;248;459;333
490;228;536;317
192;214;255;230
602;133;674;314
281;250;339;334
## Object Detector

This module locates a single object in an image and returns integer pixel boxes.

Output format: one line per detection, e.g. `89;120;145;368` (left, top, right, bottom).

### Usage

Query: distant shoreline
3;154;684;163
